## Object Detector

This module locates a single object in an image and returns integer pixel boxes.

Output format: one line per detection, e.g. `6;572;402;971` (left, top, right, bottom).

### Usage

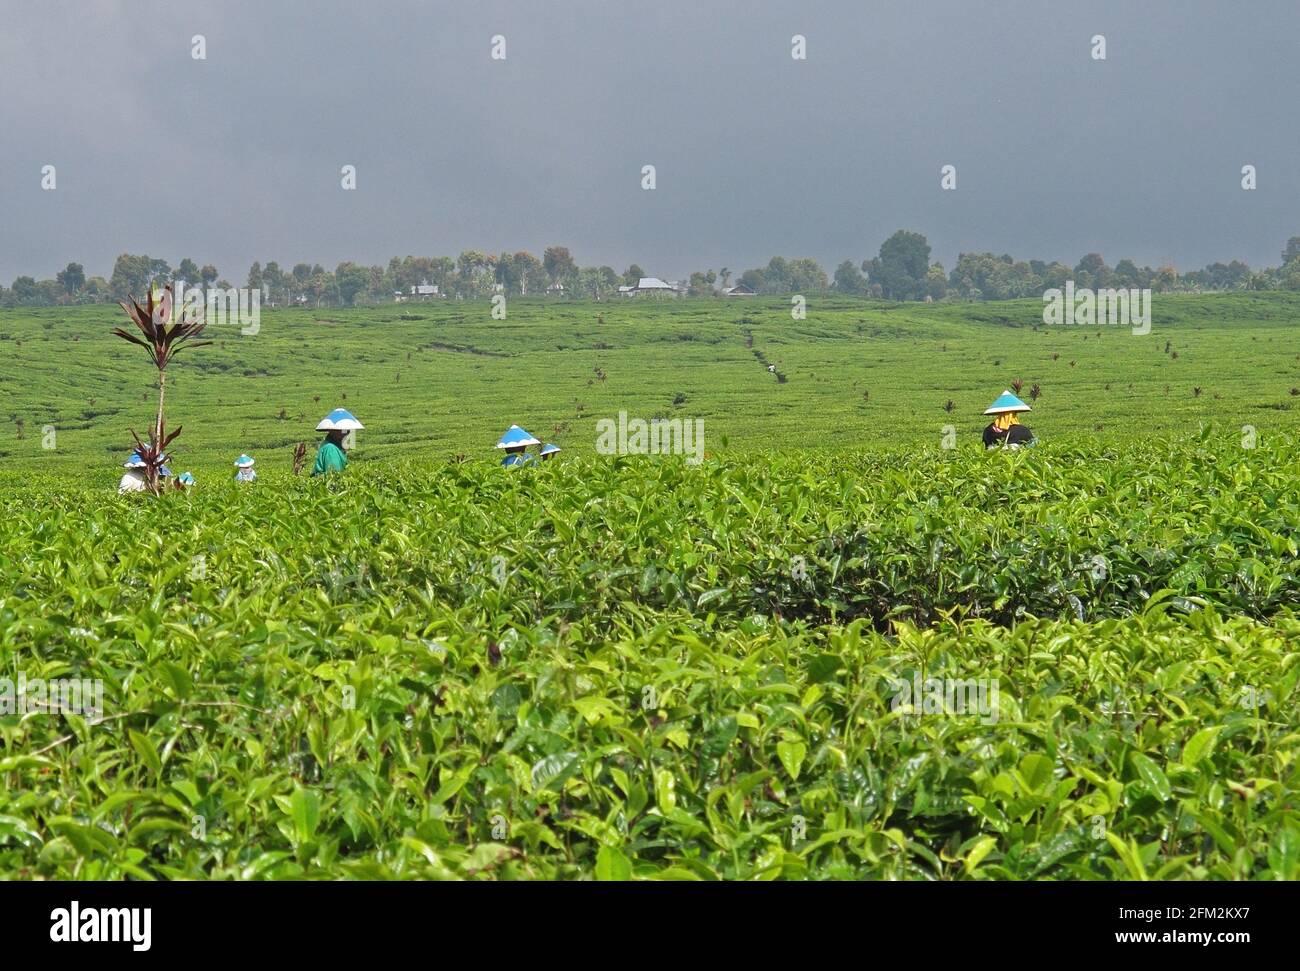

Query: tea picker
496;424;539;467
233;454;258;482
118;452;149;494
313;408;363;476
982;391;1035;449
119;451;173;493
539;443;562;461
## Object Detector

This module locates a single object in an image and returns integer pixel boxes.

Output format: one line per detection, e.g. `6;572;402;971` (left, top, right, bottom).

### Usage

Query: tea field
2;441;1299;879
0;295;1298;880
2;292;1300;481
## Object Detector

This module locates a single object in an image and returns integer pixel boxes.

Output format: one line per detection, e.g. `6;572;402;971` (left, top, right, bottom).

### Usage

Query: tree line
6;233;1300;307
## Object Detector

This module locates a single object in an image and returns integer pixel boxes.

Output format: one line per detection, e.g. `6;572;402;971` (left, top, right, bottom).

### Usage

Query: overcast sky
3;0;1299;283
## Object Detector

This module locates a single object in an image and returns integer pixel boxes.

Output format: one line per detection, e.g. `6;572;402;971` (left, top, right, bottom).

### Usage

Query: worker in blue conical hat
313;408;364;476
496;424;540;467
982;391;1035;449
118;452;149;494
538;443;562;462
233;454;257;482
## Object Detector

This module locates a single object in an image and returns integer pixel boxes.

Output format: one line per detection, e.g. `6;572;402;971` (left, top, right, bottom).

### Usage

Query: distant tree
595;265;620;295
1222;260;1252;288
456;250;494;297
718;267;731;289
867;231;931;300
1151;264;1179;292
263;261;286;303
1283;237;1300;266
149;258;172;286
247;261;263;292
11;276;39;304
109;254;156;299
946;251;1048;300
1186;260;1251;290
923;262;948;300
429;256;456;293
1041;261;1072;290
833;259;866;293
367;265;386;301
622;264;645;286
1112;259;1143;288
493;252;517;294
579;265;621;299
1073;252;1110;289
764;256;791;292
200;264;219;286
306;268;331;307
543;246;577;285
787;258;828;292
688;269;717;296
334;262;369;305
505;251;543;295
57;262;85;296
176;258;200;284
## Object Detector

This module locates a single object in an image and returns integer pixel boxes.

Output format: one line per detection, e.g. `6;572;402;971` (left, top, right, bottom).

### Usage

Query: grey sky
3;0;1299;284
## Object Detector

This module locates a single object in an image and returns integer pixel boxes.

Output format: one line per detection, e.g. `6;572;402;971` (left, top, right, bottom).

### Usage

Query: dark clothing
1006;424;1035;447
984;422;1035;449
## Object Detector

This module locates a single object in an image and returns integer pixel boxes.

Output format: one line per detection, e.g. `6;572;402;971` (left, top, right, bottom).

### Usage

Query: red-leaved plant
113;285;211;494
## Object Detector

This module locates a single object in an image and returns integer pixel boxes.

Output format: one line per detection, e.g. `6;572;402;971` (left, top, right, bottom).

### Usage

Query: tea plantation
0;296;1297;879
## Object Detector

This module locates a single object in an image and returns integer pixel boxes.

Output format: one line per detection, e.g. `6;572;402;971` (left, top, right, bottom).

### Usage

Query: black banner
0;880;1281;957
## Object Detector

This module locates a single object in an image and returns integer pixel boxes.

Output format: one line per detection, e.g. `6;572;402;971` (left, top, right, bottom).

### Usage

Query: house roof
636;277;674;290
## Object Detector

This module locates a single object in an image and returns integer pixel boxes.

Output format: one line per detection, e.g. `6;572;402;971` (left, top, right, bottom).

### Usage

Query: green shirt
312;441;348;476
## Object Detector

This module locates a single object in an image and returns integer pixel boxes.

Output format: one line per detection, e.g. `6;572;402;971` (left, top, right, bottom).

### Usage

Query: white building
395;282;441;303
626;277;680;297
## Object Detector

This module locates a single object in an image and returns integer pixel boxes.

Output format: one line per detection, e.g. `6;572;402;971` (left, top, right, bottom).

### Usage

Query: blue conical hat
234;454;255;467
539;443;562;455
983;391;1031;415
317;408;364;431
124;452;146;468
496;424;540;448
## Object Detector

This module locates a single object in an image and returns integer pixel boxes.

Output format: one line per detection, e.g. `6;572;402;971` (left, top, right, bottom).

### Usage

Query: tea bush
1;440;1297;878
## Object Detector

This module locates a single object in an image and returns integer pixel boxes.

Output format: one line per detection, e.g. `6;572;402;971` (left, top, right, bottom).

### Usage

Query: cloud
3;0;1299;282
